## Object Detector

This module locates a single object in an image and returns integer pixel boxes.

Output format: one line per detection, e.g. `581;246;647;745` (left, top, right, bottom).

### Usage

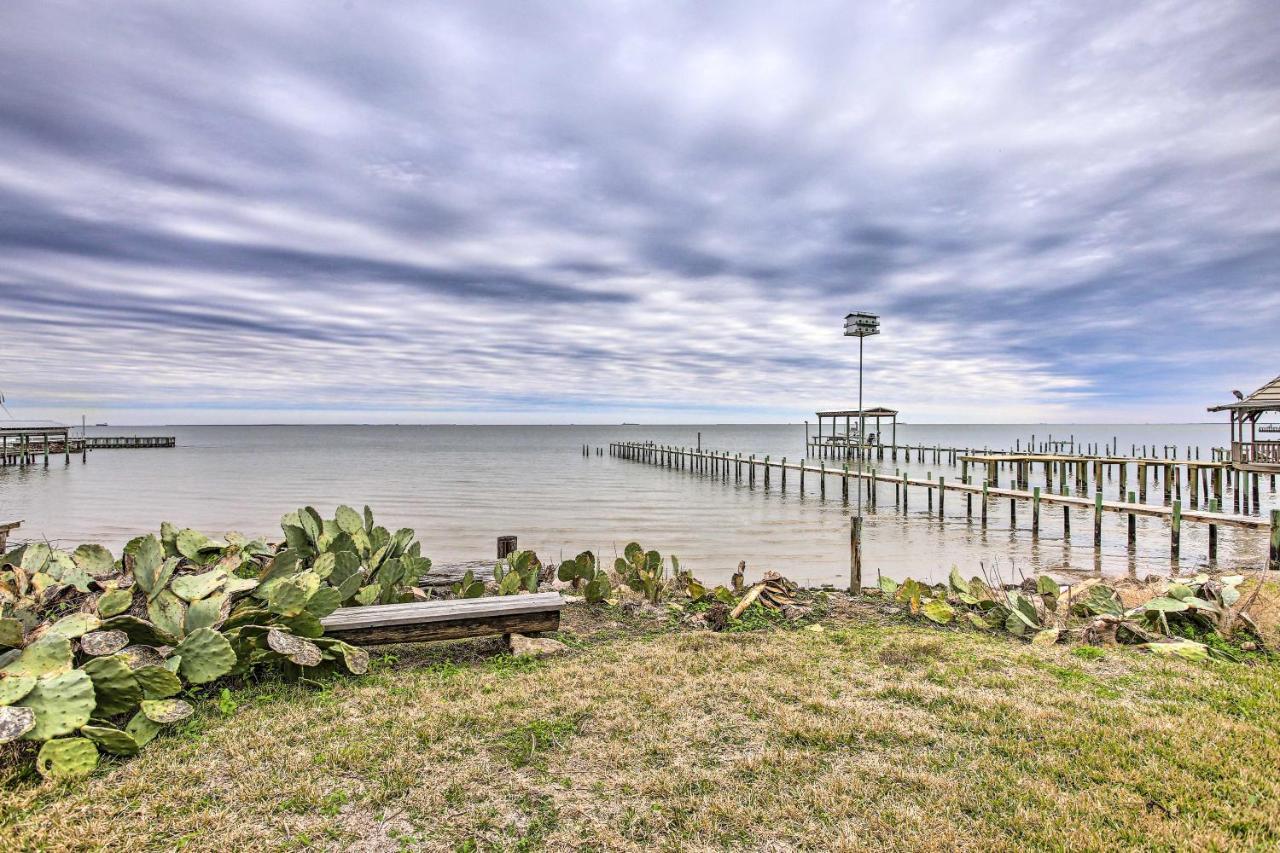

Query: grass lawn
4;600;1280;851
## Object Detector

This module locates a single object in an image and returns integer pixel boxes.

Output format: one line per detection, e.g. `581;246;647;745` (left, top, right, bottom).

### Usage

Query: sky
1;0;1277;425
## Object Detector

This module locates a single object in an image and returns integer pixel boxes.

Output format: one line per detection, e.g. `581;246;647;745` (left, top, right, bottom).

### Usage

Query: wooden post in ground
1253;474;1262;515
1127;491;1136;548
842;463;849;502
1171;499;1182;560
820;461;826;498
850;517;862;592
980;479;987;525
1032;486;1040;533
1138;463;1147;503
781;458;786;490
938;476;945;516
800;460;805;493
966;476;972;519
764;456;770;489
1094;492;1103;547
1209;499;1219;562
1270;509;1280;571
903;471;909;510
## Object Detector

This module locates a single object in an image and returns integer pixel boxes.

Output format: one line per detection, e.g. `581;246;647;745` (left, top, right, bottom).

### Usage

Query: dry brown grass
4;604;1280;852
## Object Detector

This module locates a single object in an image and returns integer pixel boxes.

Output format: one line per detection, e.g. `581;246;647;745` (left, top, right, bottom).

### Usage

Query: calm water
1;424;1274;586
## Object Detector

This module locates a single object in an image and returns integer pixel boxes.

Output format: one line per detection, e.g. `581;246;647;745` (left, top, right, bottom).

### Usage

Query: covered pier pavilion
805;407;898;460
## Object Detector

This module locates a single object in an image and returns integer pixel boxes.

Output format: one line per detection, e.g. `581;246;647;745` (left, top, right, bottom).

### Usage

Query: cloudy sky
1;0;1277;424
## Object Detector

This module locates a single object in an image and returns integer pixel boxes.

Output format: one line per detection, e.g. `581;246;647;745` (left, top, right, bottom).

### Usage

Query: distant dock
1;423;175;468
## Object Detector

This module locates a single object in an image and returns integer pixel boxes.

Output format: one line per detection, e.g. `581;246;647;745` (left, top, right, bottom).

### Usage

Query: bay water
2;423;1274;587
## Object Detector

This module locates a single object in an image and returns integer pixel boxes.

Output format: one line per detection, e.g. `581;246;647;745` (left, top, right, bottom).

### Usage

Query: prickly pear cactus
140;698;194;724
80;724;141;756
81;654;143;717
17;669;96;740
1;634;73;678
172;628;236;684
266;628;322;667
132;665;182;699
0;672;36;705
95;588;134;618
79;630;129;657
36;736;99;779
0;705;36;743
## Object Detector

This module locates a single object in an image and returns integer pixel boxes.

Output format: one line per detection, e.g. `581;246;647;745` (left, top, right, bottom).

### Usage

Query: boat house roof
1208;374;1280;412
816;407;898;417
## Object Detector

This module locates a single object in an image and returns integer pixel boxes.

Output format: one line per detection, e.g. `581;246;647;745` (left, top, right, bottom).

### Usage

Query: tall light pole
844;312;879;592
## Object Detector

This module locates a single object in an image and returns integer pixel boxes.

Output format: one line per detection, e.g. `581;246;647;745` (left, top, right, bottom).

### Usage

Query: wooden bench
0;520;20;552
320;591;565;647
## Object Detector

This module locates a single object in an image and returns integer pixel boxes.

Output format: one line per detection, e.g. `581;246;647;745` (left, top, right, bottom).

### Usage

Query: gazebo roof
1208;374;1280;412
816;407;899;417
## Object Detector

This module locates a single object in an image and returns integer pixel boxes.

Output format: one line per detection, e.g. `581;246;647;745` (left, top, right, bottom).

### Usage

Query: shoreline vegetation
3;507;1280;850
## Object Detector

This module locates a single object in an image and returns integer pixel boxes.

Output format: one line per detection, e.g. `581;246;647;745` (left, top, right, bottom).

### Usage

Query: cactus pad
184;592;229;633
102;615;179;648
130;535;168;596
72;544;116;576
335;505;364;534
17;669;96;740
304;586;343;618
314;638;369;675
1;634;73;678
36;736;99;779
0;705;36;743
147;589;187;641
169;569;227;602
266;576;310;617
0;617;23;648
133;665;182;699
266;629;322;667
140;698;194;724
223;577;259;597
79;630;130;657
80;724;141;755
96;588;134;618
281;611;324;639
47;612;102;640
82;654;143;717
125;709;161;747
0;673;36;705
119;645;165;670
172;627;236;684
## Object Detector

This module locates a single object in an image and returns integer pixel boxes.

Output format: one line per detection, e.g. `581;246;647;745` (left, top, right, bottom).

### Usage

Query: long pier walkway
607;441;1280;571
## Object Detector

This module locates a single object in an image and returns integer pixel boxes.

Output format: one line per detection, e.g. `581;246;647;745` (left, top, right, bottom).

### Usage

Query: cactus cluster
555;552;611;603
616;542;673;604
881;567;1259;660
0;504;427;779
493;550;541;596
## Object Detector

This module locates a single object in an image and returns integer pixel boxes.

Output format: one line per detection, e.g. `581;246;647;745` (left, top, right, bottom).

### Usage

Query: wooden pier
1;423;175;468
607;441;1280;571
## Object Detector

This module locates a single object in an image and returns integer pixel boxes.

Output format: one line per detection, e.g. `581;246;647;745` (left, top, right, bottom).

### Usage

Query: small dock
84;435;176;449
607;441;1280;570
1;422;175;468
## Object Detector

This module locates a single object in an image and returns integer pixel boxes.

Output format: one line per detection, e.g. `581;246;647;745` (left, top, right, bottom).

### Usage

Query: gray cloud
1;0;1277;423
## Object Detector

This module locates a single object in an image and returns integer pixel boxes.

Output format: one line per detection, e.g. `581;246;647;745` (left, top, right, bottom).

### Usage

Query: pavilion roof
1208;374;1280;412
816;407;899;417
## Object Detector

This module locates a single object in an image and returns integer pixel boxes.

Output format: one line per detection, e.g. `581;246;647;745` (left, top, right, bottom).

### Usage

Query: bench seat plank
320;591;564;647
